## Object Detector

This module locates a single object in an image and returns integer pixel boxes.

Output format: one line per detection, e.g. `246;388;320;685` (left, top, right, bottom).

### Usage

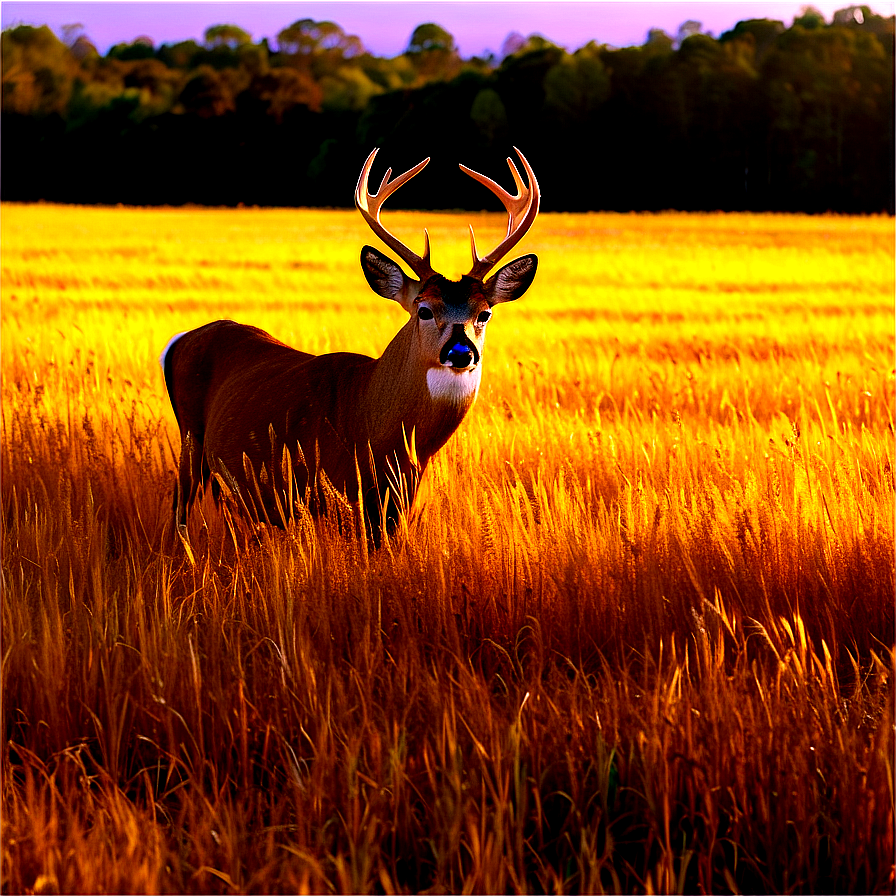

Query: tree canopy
1;9;892;211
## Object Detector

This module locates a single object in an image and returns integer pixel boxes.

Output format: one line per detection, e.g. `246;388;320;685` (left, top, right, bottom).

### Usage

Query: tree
108;36;155;61
277;19;362;57
502;33;560;59
832;4;895;40
719;19;786;67
1;7;893;211
501;32;526;59
1;24;76;115
834;5;869;25
58;23;97;61
241;67;323;118
204;24;251;50
277;19;316;55
793;6;826;29
675;20;704;47
319;67;381;112
543;47;610;126
154;40;203;69
177;65;237;117
406;23;456;54
405;23;461;82
644;28;675;56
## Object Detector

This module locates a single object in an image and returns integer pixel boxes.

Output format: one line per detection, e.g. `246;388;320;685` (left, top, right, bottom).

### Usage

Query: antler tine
461;147;540;279
355;148;435;282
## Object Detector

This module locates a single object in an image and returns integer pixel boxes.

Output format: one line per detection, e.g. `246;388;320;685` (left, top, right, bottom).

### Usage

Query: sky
2;0;893;58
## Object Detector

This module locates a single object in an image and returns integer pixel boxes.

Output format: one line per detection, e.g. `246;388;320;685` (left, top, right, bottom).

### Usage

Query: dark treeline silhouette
2;9;893;212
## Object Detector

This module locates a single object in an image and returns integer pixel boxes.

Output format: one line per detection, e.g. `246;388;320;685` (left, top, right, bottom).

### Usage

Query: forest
1;7;894;212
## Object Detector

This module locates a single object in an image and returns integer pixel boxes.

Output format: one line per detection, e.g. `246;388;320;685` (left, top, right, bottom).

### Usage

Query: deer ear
360;246;420;311
484;254;538;305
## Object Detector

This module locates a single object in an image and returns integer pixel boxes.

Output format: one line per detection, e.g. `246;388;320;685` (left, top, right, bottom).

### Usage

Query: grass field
2;203;893;894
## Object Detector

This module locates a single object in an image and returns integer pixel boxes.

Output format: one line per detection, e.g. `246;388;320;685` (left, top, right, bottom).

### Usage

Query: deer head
355;148;540;401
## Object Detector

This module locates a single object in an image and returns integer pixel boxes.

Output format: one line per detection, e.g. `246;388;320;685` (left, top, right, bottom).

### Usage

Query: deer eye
417;306;434;321
476;310;492;324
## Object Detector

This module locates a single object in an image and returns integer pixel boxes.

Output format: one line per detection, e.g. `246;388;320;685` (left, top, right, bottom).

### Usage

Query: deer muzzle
440;325;480;369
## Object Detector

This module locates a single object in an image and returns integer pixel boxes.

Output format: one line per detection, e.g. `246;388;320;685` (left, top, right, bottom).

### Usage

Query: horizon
3;0;894;58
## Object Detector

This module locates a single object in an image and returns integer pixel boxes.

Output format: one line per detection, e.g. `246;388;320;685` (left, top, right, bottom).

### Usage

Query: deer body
163;149;540;542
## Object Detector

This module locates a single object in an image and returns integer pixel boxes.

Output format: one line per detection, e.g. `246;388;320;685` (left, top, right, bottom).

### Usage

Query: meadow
1;202;893;894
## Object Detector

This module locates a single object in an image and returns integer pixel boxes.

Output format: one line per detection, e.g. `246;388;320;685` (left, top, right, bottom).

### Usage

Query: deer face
414;276;491;403
416;277;489;371
360;249;538;399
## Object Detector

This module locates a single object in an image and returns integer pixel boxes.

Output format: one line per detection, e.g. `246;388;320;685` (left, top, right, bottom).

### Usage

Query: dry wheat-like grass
2;204;893;894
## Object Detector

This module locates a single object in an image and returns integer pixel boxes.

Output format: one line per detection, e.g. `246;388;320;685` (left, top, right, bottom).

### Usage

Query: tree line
1;9;893;212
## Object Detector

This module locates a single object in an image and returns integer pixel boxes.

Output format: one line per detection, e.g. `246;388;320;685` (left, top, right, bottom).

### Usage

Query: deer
161;147;540;546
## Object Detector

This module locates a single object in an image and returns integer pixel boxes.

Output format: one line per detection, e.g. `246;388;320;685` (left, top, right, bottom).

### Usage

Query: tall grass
2;204;893;893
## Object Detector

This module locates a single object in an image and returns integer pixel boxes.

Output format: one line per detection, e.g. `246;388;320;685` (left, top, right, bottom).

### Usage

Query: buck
161;148;540;544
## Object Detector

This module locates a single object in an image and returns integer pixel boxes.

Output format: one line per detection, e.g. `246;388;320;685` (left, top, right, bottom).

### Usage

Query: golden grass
2;203;894;894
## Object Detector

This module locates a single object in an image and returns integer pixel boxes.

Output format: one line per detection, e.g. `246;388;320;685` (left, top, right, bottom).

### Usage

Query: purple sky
2;1;893;57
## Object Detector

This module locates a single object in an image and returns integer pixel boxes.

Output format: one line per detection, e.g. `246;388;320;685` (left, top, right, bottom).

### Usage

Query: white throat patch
426;365;481;404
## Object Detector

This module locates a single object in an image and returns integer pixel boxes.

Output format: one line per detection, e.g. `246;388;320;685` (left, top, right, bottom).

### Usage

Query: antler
355;149;436;282
460;147;540;280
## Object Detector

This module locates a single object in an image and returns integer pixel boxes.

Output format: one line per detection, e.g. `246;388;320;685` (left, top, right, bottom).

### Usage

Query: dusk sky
3;1;893;58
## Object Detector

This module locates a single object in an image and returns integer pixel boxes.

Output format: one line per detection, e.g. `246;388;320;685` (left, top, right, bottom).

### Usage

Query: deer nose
445;343;474;368
440;325;479;369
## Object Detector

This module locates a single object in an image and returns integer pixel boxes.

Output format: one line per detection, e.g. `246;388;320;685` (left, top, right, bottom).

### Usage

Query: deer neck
366;317;480;464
